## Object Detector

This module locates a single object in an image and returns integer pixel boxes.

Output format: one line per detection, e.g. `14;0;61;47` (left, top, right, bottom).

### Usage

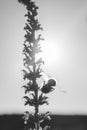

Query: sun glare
41;40;58;67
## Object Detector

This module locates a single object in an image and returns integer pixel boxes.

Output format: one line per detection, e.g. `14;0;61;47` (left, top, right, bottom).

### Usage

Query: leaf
26;66;33;73
24;23;32;32
22;85;31;94
23;112;36;126
22;85;28;94
36;58;44;65
22;69;32;80
35;34;44;44
26;1;36;11
23;96;29;104
23;56;34;66
18;0;29;6
23;43;32;55
18;0;35;12
23;96;35;106
32;7;38;17
22;83;38;93
23;72;34;80
38;94;48;105
24;31;35;43
35;23;43;31
22;69;28;74
43;112;51;121
23;66;42;80
43;126;50;130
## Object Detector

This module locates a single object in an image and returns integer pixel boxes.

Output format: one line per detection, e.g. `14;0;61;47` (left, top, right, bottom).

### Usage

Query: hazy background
0;0;87;114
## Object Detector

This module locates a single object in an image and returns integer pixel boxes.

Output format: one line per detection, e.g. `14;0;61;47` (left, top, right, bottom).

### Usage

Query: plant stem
33;57;39;130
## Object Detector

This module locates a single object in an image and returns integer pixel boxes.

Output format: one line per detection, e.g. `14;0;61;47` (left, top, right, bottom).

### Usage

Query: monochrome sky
0;0;87;114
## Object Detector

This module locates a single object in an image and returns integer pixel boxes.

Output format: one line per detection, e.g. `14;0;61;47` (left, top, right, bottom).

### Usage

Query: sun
41;39;58;67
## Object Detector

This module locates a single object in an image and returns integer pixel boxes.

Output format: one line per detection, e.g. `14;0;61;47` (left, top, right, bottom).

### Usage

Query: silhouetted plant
17;0;56;130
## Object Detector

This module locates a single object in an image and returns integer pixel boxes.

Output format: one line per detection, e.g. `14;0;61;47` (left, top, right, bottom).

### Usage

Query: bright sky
0;0;87;114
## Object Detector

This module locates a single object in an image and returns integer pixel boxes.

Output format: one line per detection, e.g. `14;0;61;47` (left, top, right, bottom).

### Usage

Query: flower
41;78;56;94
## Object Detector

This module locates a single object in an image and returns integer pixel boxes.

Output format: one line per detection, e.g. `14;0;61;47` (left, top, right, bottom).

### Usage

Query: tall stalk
18;0;56;130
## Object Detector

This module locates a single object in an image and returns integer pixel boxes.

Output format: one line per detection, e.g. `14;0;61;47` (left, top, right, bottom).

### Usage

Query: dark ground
0;114;87;130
